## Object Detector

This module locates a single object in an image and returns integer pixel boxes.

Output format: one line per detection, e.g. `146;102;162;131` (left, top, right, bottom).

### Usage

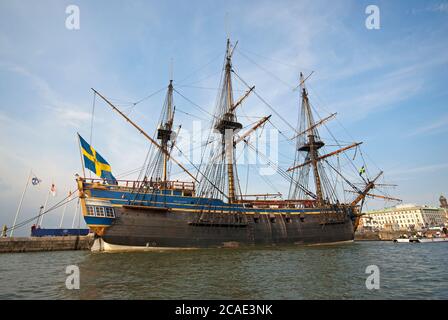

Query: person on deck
1;225;7;237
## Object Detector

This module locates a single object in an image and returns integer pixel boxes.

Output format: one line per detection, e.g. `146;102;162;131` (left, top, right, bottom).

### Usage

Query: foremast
157;80;175;183
91;88;198;183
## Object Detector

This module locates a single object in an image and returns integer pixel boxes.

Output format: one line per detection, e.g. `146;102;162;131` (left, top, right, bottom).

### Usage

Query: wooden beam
345;190;401;202
350;171;383;206
229;86;255;112
234;115;270;145
290;113;336;140
293;71;314;91
287;142;362;172
92;88;198;183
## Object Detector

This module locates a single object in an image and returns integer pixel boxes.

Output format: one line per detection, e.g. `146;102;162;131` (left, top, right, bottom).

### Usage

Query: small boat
393;236;419;243
416;237;448;243
393;238;410;243
393;234;448;243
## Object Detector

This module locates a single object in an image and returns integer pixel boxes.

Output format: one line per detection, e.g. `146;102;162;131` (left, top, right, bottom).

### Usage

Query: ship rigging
92;39;395;212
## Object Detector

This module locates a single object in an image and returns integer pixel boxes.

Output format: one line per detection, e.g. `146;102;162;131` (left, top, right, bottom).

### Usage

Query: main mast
214;39;242;203
297;73;325;205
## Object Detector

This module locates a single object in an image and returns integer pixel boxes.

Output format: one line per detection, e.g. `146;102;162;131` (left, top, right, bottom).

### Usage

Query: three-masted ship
77;39;388;251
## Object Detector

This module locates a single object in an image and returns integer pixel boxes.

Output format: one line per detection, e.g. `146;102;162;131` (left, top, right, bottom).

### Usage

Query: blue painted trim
85;188;344;215
84;216;114;226
31;228;89;237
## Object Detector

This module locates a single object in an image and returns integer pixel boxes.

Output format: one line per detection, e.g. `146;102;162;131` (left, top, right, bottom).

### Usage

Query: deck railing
81;178;195;192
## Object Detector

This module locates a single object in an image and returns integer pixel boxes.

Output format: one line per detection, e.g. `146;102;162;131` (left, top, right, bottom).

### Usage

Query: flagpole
71;199;79;228
77;133;86;178
39;188;51;227
35;205;44;226
59;191;71;228
10;169;32;237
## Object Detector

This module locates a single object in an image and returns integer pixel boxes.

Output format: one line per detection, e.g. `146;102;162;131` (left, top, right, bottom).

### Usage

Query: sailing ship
77;39;395;251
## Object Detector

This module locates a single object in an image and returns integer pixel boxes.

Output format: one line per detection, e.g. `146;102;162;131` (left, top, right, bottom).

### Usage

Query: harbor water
0;241;447;299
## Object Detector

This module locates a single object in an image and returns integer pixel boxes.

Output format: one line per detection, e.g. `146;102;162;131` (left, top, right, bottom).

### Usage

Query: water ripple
0;242;447;299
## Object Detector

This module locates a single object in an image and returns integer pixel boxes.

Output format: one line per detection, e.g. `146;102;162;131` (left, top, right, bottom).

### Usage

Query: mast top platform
215;112;243;134
298;140;325;152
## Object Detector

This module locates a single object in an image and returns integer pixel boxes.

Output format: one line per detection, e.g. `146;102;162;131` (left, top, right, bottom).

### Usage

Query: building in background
361;204;447;231
440;195;448;224
440;195;448;208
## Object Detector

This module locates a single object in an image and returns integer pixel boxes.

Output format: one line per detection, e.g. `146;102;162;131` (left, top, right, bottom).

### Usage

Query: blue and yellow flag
359;165;366;176
78;134;117;184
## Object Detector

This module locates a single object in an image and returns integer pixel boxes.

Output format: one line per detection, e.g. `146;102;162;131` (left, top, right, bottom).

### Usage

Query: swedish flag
78;134;117;184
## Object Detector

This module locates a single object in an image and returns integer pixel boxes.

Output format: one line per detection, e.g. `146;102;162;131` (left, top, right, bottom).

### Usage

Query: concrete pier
355;230;405;241
0;235;94;253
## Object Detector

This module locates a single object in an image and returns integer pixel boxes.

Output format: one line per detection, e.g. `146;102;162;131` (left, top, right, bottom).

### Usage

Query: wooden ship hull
101;209;354;248
79;179;356;250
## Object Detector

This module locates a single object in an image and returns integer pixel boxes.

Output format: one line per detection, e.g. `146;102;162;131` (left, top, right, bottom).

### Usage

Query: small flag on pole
31;177;41;185
50;183;57;197
359;166;366;176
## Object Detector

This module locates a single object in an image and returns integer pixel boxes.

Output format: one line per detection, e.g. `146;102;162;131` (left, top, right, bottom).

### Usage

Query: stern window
86;206;95;216
95;207;105;217
105;207;115;218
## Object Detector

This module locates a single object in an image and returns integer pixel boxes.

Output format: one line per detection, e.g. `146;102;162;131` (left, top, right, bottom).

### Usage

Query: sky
0;0;447;235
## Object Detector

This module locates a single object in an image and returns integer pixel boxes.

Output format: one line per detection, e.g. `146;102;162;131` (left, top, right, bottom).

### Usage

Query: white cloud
388;163;448;176
407;114;448;137
46;105;91;127
428;3;448;13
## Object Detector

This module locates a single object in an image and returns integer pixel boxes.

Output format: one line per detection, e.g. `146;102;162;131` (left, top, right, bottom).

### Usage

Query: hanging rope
90;92;96;145
173;88;216;119
8;192;79;233
352;145;358;160
176;108;208;121
132;86;167;106
235;49;296;90
359;147;369;180
232;70;298;133
176;51;223;85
